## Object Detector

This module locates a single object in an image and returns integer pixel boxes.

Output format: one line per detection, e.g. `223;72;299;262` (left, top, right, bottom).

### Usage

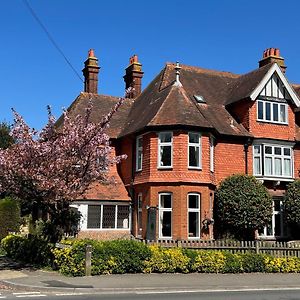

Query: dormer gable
250;63;300;107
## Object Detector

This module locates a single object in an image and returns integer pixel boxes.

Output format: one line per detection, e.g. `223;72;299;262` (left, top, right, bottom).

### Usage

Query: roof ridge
165;62;240;78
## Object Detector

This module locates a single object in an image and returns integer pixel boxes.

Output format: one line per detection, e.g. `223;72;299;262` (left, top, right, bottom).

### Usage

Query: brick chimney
259;48;286;73
123;55;144;98
82;49;100;94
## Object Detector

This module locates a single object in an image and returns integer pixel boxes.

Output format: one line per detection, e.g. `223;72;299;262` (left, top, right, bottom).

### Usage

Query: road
2;289;300;299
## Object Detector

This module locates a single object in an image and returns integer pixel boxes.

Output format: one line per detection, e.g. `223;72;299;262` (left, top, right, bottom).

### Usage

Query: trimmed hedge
4;235;300;276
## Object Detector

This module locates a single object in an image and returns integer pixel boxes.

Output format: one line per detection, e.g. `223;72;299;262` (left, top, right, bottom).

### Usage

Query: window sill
254;175;294;182
135;169;142;173
257;120;289;126
157;167;173;170
188;167;202;170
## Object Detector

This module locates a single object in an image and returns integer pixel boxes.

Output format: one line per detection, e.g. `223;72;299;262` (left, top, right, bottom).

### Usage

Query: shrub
214;175;272;240
1;234;54;267
143;246;190;273
190;250;226;273
240;252;266;273
0;197;21;240
53;239;151;276
284;180;300;239
223;252;243;273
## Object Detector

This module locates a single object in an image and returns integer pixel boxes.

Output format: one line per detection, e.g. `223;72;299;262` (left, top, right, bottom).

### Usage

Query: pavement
1;256;300;294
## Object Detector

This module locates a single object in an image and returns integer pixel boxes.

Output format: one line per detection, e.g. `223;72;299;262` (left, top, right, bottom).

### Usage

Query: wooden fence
143;239;300;258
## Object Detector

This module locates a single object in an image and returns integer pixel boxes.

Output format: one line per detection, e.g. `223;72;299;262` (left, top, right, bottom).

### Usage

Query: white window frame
253;144;293;179
259;198;285;238
253;145;262;176
209;136;214;173
159;193;172;239
158;132;173;169
137;193;143;237
187;193;201;239
86;204;131;230
136;136;143;171
257;99;288;125
188;132;201;169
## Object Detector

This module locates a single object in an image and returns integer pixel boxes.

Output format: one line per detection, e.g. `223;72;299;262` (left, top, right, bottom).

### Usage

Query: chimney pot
88;49;95;57
259;48;286;73
124;54;144;98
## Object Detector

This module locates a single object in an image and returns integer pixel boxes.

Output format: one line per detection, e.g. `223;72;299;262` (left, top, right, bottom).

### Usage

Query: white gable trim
250;64;300;107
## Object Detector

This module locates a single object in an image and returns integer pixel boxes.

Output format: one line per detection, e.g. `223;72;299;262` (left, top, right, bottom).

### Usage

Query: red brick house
68;48;300;241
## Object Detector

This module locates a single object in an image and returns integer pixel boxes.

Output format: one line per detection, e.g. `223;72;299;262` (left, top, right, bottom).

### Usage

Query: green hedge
1;234;54;267
4;235;300;276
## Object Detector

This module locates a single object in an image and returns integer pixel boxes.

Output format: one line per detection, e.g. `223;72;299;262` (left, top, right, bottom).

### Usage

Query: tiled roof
58;92;134;138
120;63;253;137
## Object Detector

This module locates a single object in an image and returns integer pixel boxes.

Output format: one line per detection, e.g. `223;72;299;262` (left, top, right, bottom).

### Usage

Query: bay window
158;132;173;168
188;132;201;169
253;144;293;178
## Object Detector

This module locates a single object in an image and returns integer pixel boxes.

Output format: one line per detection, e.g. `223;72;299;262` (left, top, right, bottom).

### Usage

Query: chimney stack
82;49;100;94
259;48;286;73
123;55;144;98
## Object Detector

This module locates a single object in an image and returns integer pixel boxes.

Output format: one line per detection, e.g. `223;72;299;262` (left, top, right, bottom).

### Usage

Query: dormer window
257;99;288;124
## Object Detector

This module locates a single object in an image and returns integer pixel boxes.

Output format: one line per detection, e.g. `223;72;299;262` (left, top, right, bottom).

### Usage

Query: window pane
161;211;172;237
137;149;142;170
284;148;291;156
274;200;281;212
102;205;116;228
283;158;292;176
160;132;172;143
254;145;260;155
265;146;272;154
117;206;129;229
274;158;282;175
189;146;199;167
280;105;286;123
189;133;199;144
137;137;142;147
266;102;271;120
188;194;199;208
275;214;282;236
87;205;101;229
160;145;172;166
160;194;172;208
188;212;199;238
273;103;279;121
265;157;272;175
254;157;261;175
274;147;281;155
258;101;263;119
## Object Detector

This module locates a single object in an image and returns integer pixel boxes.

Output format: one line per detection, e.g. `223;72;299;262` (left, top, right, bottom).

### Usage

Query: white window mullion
100;204;103;229
115;205;118;229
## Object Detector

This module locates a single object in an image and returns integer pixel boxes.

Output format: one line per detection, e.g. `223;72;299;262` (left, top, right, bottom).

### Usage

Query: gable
250;64;300;107
259;73;291;101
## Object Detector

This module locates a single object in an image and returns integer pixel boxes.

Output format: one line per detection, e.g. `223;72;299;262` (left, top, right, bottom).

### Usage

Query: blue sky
1;0;300;129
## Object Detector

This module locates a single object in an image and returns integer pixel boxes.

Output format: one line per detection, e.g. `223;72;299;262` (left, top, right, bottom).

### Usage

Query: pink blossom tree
0;96;126;239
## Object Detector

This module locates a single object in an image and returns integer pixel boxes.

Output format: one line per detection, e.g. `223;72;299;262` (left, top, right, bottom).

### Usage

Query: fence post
177;240;182;248
255;241;259;254
85;244;92;276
